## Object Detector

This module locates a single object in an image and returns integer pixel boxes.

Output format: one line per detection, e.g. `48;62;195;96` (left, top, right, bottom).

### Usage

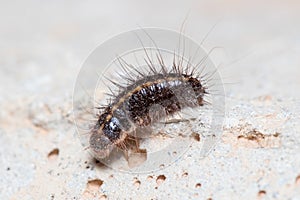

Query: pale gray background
0;0;300;199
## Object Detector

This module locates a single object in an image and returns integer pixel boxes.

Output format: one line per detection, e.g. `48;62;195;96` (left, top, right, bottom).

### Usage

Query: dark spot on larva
195;183;202;188
191;132;200;142
258;190;266;197
6;167;10;171
156;175;166;186
47;148;59;159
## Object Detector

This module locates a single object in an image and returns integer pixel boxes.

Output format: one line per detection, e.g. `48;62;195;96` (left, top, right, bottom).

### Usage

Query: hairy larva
90;65;207;158
73;28;225;171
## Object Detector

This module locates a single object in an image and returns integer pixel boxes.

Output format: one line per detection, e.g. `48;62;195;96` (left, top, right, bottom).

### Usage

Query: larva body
89;70;207;159
73;28;224;170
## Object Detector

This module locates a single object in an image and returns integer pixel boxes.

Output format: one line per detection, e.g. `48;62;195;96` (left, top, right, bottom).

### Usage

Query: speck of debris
87;179;104;191
191;132;200;141
48;148;59;159
237;130;265;140
237;130;280;142
108;174;114;178
273;132;280;137
99;195;107;200
156;175;166;186
159;164;165;169
182;172;188;177
83;179;105;199
258;190;266;197
133;178;141;188
295;175;300;185
147;175;153;181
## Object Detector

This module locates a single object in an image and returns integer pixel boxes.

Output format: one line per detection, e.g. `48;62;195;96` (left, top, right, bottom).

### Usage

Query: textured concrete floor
1;0;300;199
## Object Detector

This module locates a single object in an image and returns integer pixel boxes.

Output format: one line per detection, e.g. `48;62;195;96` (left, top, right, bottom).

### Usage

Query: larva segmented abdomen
90;73;206;159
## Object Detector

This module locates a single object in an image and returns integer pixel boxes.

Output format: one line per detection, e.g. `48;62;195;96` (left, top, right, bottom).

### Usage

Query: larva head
89;131;114;159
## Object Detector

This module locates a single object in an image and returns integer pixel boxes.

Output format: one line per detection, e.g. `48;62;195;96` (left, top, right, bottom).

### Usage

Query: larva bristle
85;28;223;163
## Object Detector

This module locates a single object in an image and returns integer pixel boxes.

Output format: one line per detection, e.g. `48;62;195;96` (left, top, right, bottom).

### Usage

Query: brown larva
89;64;208;159
74;28;225;169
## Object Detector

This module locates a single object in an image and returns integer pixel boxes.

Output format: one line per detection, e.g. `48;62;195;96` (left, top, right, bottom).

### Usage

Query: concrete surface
0;0;300;199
